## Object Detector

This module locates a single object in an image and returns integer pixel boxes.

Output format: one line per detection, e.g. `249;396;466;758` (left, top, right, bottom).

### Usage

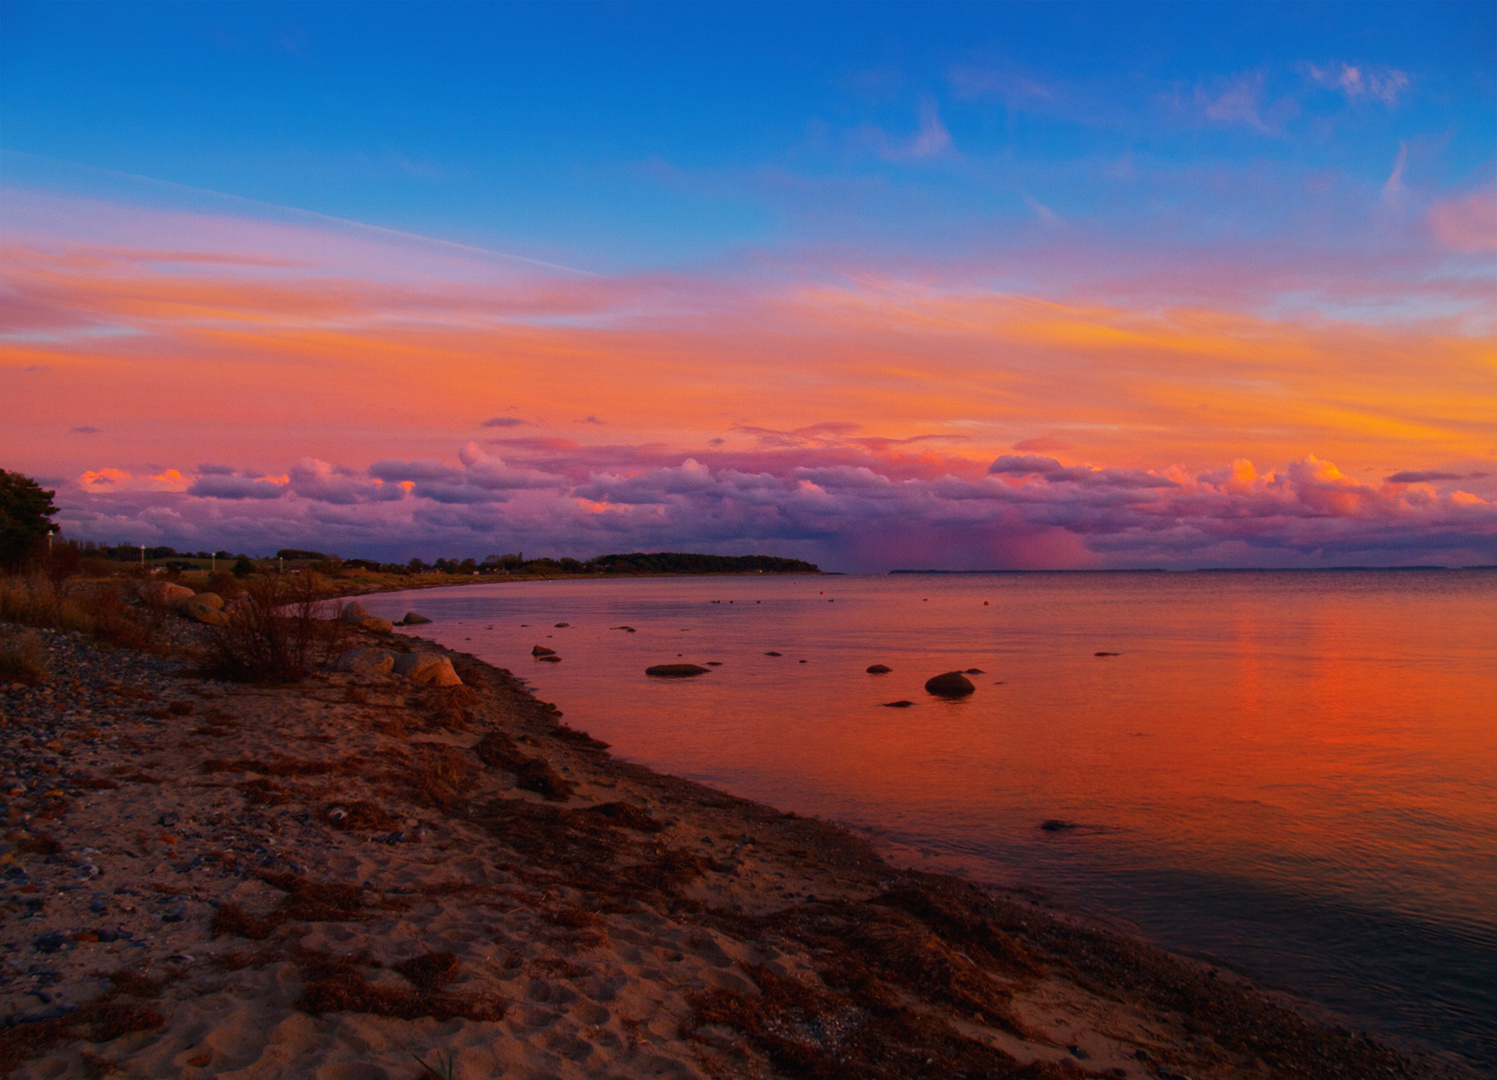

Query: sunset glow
2;3;1493;569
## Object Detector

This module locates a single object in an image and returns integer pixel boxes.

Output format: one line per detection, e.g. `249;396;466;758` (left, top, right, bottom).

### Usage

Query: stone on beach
179;598;231;627
138;581;194;606
645;664;710;678
392;652;462;686
357;616;395;634
924;671;976;698
401;612;432;625
866;664;892;674
340;600;372;621
335;648;395;675
181;592;225;612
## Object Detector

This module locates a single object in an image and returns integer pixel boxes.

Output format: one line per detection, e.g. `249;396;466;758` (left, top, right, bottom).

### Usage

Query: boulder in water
764;651;782;657
646;664;710;678
537;655;561;663
924;671;975;698
1039;819;1078;832
866;663;892;674
340;601;371;621
401;612;432;625
532;645;556;657
882;700;914;708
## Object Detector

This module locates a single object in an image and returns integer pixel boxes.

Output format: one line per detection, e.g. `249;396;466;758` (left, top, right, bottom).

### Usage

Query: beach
0;613;1470;1080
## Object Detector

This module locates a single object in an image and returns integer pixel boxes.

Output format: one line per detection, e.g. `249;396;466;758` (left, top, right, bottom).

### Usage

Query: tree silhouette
0;469;59;572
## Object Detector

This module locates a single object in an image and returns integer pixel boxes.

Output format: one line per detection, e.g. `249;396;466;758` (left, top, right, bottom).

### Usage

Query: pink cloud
1429;187;1497;254
49;446;1497;571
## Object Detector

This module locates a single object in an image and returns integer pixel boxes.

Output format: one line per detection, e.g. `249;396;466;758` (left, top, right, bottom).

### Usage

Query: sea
358;570;1497;1072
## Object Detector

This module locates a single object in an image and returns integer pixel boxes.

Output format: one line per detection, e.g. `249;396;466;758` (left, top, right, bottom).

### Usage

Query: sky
1;1;1494;571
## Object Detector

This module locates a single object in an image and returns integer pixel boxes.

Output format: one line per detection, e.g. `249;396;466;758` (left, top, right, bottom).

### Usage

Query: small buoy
983;601;989;605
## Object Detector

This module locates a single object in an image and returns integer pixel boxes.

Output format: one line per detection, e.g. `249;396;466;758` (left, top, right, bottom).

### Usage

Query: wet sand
0;621;1469;1079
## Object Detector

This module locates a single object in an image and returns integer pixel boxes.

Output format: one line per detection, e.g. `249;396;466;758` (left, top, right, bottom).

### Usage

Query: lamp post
140;544;146;570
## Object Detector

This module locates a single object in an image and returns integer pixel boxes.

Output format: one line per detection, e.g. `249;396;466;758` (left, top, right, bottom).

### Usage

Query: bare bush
200;573;345;682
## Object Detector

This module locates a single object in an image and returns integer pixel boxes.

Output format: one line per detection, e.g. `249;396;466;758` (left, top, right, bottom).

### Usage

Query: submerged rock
882;700;915;708
1039;819;1078;832
611;626;637;632
924;671;976;698
866;664;892;674
764;651;782;657
645;664;710;678
537;655;561;664
1095;651;1121;657
964;668;985;675
401;612;432;625
532;645;556;657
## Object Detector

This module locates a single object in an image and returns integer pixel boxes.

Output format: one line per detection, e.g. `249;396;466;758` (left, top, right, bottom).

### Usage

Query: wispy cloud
1197;71;1298;135
1306;62;1410;106
864;99;954;163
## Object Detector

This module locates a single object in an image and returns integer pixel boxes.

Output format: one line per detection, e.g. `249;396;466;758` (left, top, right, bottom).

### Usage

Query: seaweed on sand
585;801;663;832
394;950;460;991
691;964;1075;1080
295;949;503;1022
473;731;574;801
0;968;167;1072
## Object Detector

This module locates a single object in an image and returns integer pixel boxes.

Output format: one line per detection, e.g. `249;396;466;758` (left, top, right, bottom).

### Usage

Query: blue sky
4;2;1492;270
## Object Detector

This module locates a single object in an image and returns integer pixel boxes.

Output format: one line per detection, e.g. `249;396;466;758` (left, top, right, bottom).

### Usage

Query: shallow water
361;570;1497;1071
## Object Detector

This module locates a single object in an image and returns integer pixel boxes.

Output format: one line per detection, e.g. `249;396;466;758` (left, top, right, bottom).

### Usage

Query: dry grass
0;577;162;652
0;630;47;686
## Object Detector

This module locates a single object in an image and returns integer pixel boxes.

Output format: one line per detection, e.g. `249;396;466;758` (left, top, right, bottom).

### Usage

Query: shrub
0;632;47;686
200;572;345;682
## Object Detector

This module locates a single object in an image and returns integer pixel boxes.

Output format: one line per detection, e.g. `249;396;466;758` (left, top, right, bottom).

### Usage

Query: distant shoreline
889;564;1495;574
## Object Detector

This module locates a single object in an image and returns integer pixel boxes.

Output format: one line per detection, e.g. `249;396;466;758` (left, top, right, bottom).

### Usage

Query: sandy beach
0;618;1466;1080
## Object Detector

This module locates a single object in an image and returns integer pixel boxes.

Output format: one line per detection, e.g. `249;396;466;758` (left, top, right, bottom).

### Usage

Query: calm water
361;571;1497;1071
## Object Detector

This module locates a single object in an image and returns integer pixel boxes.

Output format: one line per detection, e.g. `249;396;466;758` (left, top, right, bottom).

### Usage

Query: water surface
361;570;1497;1071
